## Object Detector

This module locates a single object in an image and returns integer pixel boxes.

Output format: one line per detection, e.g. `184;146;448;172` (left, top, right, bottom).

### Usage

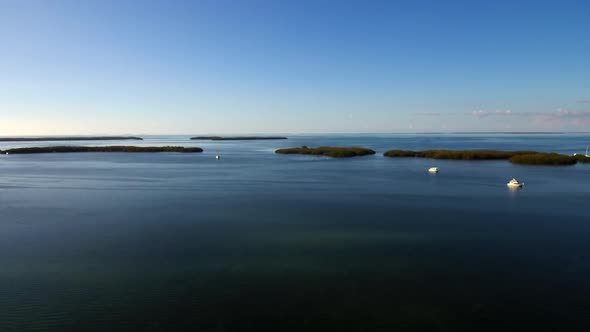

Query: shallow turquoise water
0;134;589;331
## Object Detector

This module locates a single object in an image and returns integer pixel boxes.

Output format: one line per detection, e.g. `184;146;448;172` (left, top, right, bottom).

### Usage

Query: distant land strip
0;136;143;142
413;132;583;135
449;132;569;135
191;136;287;140
276;146;375;158
1;146;202;154
383;149;589;165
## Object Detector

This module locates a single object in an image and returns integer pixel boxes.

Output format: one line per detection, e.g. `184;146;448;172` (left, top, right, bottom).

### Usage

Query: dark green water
1;134;589;331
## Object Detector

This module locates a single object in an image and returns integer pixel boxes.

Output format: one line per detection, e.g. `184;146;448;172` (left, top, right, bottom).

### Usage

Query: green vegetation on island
383;149;422;157
276;146;376;158
0;136;142;142
384;149;535;160
191;136;287;140
1;146;203;154
573;155;590;163
510;153;577;165
383;149;581;166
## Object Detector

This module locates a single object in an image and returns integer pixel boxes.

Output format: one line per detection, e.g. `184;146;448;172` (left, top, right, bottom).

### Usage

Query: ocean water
0;134;589;331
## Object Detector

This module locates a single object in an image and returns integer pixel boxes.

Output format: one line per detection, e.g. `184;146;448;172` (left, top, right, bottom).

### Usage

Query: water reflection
508;185;523;193
1;135;590;331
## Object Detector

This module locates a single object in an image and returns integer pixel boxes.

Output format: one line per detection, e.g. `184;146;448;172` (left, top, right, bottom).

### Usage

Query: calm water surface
1;134;589;331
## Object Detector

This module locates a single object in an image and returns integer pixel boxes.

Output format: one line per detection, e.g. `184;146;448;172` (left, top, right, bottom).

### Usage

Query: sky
1;0;589;135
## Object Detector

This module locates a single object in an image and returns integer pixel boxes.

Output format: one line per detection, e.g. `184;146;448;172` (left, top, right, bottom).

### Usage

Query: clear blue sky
1;0;589;134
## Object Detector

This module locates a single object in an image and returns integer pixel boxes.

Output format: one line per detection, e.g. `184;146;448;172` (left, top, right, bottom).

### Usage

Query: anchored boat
507;178;523;188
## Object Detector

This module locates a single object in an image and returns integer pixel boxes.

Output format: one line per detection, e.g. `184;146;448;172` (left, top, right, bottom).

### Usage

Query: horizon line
2;131;590;137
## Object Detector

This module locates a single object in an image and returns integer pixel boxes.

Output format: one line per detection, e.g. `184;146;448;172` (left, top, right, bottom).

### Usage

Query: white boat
215;155;220;160
507;178;523;188
428;167;438;173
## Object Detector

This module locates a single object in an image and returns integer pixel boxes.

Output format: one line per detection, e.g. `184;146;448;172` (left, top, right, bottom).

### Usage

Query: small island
0;136;143;142
383;149;586;166
1;146;203;154
190;136;287;141
384;149;534;160
276;146;376;158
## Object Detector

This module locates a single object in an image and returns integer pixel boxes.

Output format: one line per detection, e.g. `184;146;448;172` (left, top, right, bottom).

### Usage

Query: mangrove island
276;146;376;158
1;146;203;154
0;136;143;142
383;149;586;166
191;136;287;140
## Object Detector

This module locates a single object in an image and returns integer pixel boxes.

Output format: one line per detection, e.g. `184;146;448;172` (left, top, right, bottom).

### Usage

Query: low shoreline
191;136;287;141
276;146;375;158
2;145;587;165
0;136;143;142
1;146;202;154
384;149;588;165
